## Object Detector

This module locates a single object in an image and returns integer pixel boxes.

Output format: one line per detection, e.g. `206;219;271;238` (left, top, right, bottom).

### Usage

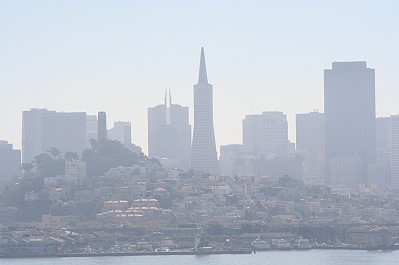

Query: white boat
155;247;170;252
272;239;291;249
252;237;271;250
296;238;312;249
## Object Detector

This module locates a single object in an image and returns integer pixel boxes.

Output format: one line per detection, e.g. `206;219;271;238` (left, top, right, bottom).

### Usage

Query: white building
65;160;86;179
243;111;288;159
22;109;87;163
108;121;132;145
296;111;325;185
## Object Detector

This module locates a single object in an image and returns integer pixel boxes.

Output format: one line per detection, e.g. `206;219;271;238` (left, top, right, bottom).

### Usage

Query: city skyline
3;1;399;260
1;1;398;154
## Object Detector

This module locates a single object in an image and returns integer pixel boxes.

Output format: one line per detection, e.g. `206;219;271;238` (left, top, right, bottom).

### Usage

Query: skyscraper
108;121;132;145
98;111;107;141
22;109;87;163
296;111;325;185
391;115;399;189
148;89;191;169
190;47;218;174
0;140;21;181
243;111;289;159
86;115;98;148
372;117;392;188
243;111;301;179
324;62;376;190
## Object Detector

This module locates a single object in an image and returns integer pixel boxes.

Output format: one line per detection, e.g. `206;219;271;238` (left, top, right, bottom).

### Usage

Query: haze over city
1;0;398;153
2;1;399;262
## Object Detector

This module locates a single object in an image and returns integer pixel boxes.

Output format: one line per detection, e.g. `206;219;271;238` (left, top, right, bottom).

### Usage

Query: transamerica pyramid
190;47;218;175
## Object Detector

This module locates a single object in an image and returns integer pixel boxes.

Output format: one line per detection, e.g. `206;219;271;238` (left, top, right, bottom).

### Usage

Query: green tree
47;147;61;160
81;139;139;177
32;152;65;177
21;163;33;175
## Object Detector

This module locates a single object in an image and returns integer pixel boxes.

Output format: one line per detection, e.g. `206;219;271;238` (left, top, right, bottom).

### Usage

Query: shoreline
1;247;399;259
0;249;252;259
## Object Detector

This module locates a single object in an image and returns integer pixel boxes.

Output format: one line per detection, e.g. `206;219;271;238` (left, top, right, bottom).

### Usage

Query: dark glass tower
324;62;376;190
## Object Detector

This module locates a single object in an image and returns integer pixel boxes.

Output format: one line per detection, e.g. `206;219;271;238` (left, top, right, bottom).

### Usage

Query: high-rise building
148;89;191;169
0;140;21;181
369;117;392;188
376;117;392;160
324;62;376;190
98;111;107;142
296;111;325;185
190;47;218;174
86;115;98;148
22;109;87;163
108;121;132;145
243;111;299;179
257;155;303;179
243;111;288;159
391;115;399;189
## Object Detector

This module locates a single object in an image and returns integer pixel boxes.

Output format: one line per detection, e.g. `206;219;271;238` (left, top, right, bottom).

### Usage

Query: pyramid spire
198;47;208;84
168;86;172;105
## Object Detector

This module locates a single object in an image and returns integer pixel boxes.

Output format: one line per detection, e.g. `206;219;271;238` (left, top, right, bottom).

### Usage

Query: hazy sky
1;0;398;154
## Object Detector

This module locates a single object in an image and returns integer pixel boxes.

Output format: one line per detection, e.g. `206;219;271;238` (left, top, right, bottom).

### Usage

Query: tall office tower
0;140;21;181
371;117;392;188
376;117;392;159
108;121;132;145
391;115;399;189
86;115;98;147
98;111;107;142
296;111;325;185
324;62;376;190
148;89;191;169
22;109;87;163
243;111;289;159
190;47;218;174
